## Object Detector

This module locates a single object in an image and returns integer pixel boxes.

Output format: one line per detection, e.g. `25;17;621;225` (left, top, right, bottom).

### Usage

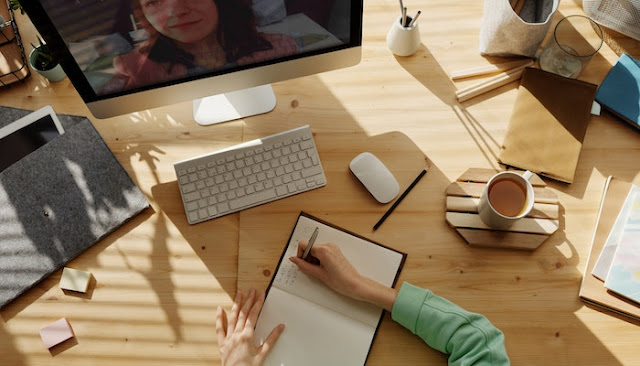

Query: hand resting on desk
290;242;511;366
215;288;284;366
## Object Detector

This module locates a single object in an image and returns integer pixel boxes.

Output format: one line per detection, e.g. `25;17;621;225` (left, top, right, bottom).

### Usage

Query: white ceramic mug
386;15;421;57
478;170;535;229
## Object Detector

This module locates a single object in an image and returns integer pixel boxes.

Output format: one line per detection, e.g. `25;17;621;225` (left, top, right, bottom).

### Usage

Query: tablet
0;105;65;172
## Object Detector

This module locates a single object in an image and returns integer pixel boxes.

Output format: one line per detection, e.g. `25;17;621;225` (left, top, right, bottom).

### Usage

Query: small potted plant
9;0;24;14
29;36;66;82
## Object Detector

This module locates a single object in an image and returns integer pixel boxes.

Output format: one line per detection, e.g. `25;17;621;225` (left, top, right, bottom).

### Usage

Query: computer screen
24;0;362;124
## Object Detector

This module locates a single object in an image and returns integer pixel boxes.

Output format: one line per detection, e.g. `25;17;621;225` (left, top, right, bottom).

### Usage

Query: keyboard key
229;188;277;210
182;183;196;193
189;211;199;222
276;186;287;196
183;191;201;202
218;202;230;213
300;140;313;150
186;201;198;211
302;166;323;178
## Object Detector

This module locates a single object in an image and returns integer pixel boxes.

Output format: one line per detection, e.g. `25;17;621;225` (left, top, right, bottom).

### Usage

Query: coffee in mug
488;177;527;217
478;171;535;229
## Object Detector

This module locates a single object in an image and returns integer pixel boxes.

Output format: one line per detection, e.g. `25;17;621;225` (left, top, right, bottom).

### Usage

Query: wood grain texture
446;212;559;235
446;196;559;219
1;0;639;365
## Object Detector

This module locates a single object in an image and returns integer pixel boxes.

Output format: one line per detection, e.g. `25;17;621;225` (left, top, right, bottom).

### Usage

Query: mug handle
522;170;533;181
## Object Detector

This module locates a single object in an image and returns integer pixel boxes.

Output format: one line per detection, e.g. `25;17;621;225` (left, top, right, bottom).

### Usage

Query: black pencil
373;169;427;231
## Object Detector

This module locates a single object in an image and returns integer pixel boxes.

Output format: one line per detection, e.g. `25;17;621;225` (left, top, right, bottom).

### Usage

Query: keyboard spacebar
229;189;277;210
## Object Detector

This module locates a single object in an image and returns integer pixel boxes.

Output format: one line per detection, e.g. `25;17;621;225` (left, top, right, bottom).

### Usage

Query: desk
1;0;639;365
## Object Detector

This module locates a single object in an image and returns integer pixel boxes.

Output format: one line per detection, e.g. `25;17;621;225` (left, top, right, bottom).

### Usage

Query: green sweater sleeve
391;282;510;366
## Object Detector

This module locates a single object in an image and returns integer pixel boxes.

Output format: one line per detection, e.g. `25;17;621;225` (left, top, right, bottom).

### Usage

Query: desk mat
0;106;149;308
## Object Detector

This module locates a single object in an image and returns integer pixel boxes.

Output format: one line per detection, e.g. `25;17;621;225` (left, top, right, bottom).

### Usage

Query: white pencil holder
386;16;421;57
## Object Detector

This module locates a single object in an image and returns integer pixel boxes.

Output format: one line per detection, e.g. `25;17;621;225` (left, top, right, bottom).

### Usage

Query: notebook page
254;287;376;366
271;214;404;327
592;185;638;280
603;191;640;303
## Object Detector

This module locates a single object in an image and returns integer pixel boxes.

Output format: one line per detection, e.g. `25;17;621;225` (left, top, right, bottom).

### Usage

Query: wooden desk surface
2;0;639;365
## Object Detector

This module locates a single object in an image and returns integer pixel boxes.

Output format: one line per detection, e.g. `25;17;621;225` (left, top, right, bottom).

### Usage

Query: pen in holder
386;15;421;57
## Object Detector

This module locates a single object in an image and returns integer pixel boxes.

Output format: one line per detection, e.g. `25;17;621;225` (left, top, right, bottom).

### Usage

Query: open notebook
254;212;406;366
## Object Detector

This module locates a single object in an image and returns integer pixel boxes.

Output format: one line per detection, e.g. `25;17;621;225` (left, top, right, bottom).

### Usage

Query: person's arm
289;242;509;366
392;282;509;366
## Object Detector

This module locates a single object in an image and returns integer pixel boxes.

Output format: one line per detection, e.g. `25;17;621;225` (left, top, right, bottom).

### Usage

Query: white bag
479;0;559;57
583;0;640;41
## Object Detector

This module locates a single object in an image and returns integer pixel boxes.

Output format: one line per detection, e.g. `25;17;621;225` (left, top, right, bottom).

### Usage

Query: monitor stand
192;84;276;126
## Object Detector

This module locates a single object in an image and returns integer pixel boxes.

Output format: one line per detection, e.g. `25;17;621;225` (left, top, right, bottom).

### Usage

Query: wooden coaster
445;168;559;250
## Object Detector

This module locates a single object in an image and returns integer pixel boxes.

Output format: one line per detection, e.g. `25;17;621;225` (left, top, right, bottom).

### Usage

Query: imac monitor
23;0;363;125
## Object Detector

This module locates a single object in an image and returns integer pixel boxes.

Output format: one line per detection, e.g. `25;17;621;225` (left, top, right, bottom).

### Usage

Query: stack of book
580;177;640;321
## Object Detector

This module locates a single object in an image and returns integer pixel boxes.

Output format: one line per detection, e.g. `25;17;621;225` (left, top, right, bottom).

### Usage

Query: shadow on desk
398;37;640;204
151;182;238;299
0;208;154;322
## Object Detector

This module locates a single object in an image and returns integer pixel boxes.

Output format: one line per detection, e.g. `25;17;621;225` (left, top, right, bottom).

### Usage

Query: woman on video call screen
38;0;349;96
101;0;298;94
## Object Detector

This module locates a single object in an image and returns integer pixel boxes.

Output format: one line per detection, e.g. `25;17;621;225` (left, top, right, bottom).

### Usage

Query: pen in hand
301;227;319;261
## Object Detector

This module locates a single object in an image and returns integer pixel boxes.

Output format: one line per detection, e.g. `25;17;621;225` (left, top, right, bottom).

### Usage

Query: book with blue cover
595;53;640;131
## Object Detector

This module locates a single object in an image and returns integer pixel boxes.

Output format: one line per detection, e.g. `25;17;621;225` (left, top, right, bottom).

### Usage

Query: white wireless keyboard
174;125;327;224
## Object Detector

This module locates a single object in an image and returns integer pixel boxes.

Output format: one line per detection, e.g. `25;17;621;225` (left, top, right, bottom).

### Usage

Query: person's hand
216;288;285;366
290;241;363;298
289;242;397;310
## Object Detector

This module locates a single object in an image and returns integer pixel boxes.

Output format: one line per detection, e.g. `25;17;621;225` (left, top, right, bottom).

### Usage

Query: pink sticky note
40;318;74;349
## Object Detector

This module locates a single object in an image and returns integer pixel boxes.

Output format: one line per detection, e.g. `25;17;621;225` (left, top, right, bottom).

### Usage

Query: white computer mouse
349;152;400;203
